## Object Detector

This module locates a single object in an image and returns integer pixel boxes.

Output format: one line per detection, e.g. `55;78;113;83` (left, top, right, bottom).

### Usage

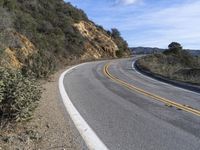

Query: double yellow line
103;63;200;117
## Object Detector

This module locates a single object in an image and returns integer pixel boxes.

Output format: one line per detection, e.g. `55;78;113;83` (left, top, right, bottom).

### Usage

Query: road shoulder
0;67;86;150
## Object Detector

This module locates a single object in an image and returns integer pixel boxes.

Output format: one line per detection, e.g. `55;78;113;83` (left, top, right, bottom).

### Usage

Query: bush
0;80;4;103
0;68;41;124
163;42;182;55
110;28;130;57
3;0;17;11
0;7;13;30
22;50;56;78
116;50;123;58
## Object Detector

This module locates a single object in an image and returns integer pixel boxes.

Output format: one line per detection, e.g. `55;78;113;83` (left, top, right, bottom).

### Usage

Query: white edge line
132;60;200;95
59;63;108;150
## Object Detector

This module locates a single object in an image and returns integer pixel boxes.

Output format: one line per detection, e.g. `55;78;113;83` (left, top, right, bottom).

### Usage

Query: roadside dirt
0;67;87;150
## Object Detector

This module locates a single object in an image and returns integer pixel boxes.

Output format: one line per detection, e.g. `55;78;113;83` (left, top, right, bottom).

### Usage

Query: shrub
22;50;56;78
0;80;4;103
116;50;123;58
0;68;41;123
163;42;182;55
0;7;13;30
168;42;182;50
110;28;130;57
3;0;17;11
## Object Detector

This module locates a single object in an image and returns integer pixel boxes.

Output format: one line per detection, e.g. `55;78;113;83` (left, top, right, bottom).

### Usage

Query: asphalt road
63;57;200;150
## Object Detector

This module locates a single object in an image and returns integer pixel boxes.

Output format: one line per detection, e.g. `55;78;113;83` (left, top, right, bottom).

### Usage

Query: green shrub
0;80;4;103
3;0;17;11
22;51;56;78
110;28;130;57
116;50;124;58
0;68;41;123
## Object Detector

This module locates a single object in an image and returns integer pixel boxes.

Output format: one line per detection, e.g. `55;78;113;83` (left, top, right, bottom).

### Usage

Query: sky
65;0;200;49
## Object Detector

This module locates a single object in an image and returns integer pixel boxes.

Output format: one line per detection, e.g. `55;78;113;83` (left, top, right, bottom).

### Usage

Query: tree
109;28;130;57
163;42;195;66
106;30;111;36
164;42;183;55
168;42;182;51
111;28;120;38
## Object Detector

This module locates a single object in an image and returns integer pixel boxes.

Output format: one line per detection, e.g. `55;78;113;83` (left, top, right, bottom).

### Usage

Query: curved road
63;57;200;150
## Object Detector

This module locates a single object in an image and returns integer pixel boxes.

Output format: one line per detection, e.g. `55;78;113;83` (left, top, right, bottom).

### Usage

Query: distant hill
130;47;165;54
130;47;200;56
185;49;200;56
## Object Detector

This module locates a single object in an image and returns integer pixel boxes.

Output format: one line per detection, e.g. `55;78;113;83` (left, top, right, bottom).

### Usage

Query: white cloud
110;1;200;49
115;0;139;5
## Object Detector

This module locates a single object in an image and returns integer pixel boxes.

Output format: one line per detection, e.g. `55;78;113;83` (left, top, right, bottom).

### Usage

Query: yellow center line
103;62;200;117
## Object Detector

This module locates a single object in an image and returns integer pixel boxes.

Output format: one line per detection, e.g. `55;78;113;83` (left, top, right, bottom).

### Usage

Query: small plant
3;0;17;11
0;68;41;124
116;50;124;58
22;51;56;78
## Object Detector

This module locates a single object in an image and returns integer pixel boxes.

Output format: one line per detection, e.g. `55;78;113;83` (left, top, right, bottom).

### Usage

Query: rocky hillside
0;0;129;77
0;30;37;69
0;2;129;147
74;21;118;59
0;0;130;127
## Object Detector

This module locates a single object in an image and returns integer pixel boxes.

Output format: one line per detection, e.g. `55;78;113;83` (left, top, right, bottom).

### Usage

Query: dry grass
138;54;200;85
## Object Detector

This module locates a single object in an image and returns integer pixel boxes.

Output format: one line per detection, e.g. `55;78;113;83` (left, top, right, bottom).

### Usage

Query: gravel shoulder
0;67;87;150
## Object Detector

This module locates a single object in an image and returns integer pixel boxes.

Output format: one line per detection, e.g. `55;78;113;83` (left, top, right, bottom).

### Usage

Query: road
63;57;200;150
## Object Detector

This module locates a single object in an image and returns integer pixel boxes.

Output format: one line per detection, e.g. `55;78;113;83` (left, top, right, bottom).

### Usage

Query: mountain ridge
130;47;200;56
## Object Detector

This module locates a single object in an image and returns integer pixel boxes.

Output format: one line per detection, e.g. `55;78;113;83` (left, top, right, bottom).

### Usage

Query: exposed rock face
0;30;36;69
74;21;118;60
2;47;22;69
0;0;130;74
0;21;119;70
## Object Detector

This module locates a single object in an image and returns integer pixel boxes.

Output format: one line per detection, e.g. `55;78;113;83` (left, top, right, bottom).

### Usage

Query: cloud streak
115;0;139;5
122;1;200;49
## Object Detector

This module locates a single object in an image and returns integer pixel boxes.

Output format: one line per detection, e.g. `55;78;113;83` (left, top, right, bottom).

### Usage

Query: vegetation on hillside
137;42;200;85
1;0;89;77
108;28;130;57
0;0;86;125
0;0;129;125
1;0;129;76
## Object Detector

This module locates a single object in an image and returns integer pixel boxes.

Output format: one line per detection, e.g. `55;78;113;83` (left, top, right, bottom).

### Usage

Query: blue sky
65;0;200;49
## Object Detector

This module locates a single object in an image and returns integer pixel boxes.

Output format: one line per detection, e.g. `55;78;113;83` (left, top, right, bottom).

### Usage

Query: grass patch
137;43;200;85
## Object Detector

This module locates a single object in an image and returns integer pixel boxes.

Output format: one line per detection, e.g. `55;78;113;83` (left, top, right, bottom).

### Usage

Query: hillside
131;47;165;54
0;0;129;78
0;0;130;136
137;43;200;85
131;47;200;56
